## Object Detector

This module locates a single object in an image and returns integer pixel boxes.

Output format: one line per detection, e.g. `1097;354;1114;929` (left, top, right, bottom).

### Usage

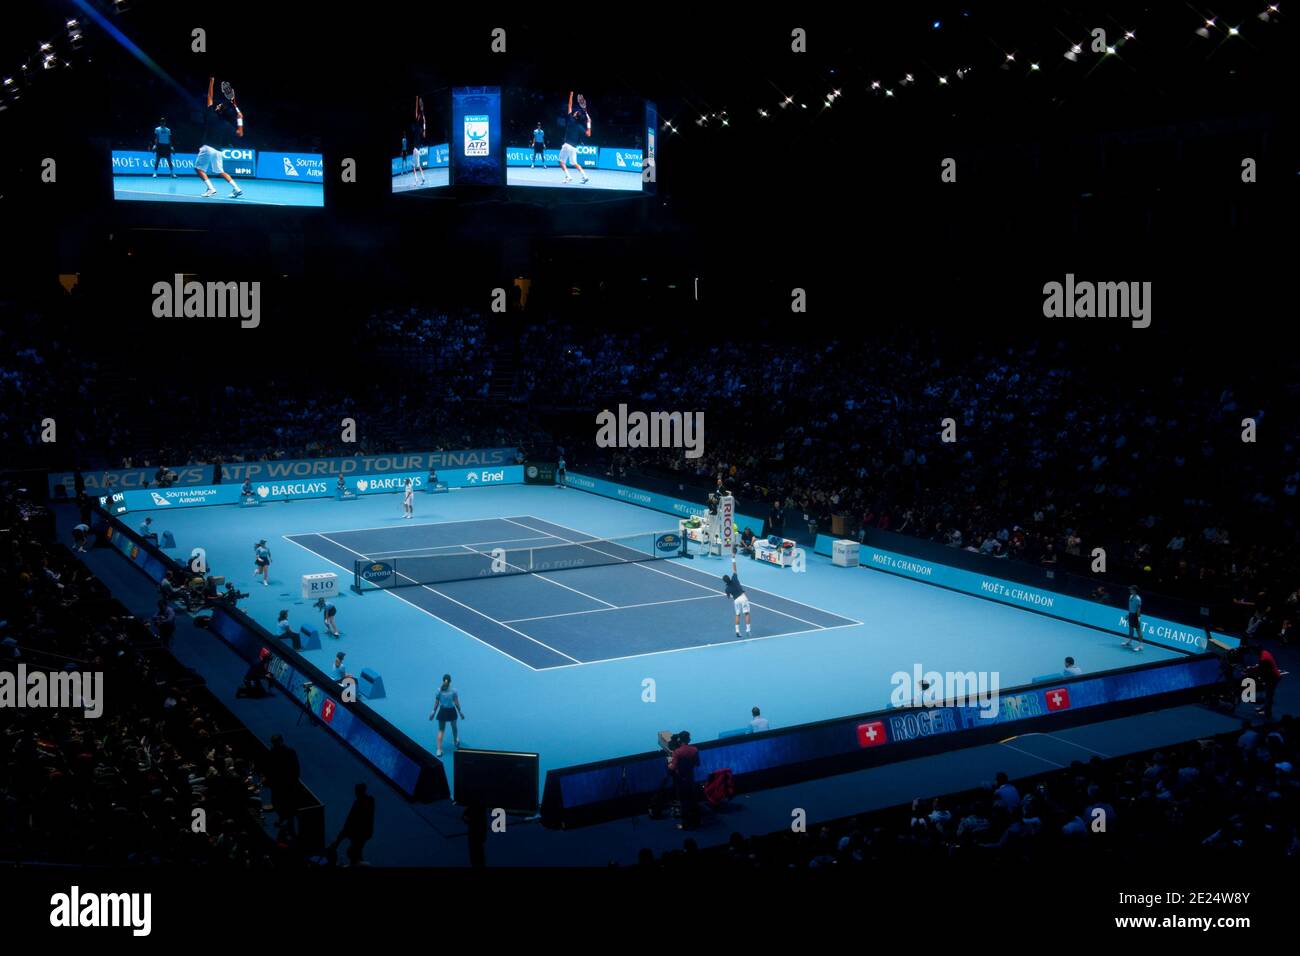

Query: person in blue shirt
253;539;272;587
276;609;301;650
330;651;350;684
1123;585;1143;651
531;122;546;168
315;596;340;637
427;674;465;757
151;117;176;178
241;478;254;501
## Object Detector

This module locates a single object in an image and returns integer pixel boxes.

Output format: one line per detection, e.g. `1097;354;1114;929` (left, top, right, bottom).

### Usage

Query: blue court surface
112;175;324;206
392;168;451;192
147;485;1179;779
506;166;641;190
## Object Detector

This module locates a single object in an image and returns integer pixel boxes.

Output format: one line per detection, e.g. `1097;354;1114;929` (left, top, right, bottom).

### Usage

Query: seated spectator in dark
739;527;756;557
992;772;1020;813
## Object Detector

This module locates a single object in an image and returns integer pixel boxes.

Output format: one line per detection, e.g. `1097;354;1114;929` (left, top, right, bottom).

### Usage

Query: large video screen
505;88;645;191
111;76;324;207
392;93;450;193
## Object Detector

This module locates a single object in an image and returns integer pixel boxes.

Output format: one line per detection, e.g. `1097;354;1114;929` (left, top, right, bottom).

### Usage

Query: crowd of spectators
0;486;301;866
6;287;1297;632
633;716;1299;869
517;320;1299;634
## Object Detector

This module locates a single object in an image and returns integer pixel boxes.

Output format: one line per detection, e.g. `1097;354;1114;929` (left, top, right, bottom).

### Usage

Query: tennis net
352;529;687;592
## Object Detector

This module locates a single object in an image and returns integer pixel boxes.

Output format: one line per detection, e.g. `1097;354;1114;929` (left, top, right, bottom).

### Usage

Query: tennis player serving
559;91;591;185
722;551;752;638
195;77;244;199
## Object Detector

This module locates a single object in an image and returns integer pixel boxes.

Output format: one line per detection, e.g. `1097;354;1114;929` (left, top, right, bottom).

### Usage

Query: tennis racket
220;81;245;137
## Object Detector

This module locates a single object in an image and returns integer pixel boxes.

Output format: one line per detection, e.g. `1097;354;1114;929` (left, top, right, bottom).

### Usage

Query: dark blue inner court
288;515;857;669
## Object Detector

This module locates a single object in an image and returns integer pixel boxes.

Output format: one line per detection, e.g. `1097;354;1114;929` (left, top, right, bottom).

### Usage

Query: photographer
221;581;249;609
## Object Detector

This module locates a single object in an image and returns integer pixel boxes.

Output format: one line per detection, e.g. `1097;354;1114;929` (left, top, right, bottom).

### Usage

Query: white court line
290;533;581;667
995;740;1067;769
539;620;864;670
1002;732;1111;759
372;534;557;556
288;515;542;539
502;516;860;629
452;543;619;610
502;593;721;624
111;188;313;207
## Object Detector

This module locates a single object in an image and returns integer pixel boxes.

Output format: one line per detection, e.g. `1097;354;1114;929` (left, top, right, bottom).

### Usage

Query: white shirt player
403;481;414;517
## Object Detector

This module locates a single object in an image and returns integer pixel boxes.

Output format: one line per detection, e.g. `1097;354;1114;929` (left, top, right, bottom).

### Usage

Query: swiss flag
856;720;887;748
320;698;336;723
1044;687;1072;711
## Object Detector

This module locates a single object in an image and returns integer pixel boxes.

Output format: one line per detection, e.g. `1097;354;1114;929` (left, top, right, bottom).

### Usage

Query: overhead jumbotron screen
110;76;323;207
391;93;450;194
505;87;645;191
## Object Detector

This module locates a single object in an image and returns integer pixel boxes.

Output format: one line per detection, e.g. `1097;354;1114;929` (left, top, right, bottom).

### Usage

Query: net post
351;559;365;595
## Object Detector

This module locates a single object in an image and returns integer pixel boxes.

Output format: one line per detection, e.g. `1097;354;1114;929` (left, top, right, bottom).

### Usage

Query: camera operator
667;730;701;830
159;569;185;608
221;581;249;609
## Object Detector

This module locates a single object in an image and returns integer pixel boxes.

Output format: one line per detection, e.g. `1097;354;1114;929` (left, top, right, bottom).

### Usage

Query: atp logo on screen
463;114;489;156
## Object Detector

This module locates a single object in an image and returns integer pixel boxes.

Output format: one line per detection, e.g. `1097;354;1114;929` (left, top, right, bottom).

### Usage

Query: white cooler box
301;572;339;600
832;539;861;567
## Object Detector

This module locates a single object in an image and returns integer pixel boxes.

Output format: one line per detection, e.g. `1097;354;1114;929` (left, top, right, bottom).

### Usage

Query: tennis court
286;515;859;670
112;175;324;206
132;483;1181;775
